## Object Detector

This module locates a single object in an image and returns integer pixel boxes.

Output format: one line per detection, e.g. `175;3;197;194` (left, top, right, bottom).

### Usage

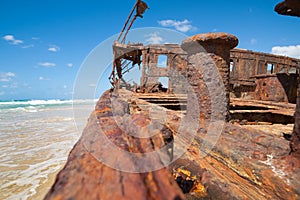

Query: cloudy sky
1;0;300;100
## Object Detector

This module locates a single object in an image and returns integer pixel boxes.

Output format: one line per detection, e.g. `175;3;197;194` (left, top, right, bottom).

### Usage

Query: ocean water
0;99;96;200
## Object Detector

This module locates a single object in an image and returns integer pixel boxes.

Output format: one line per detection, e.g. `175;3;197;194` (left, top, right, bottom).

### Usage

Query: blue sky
1;0;299;100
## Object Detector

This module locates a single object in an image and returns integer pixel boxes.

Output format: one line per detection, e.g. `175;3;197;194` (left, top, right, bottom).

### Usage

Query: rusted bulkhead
230;49;300;103
112;41;300;104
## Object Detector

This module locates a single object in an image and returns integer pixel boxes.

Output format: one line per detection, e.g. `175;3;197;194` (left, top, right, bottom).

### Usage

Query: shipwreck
45;1;300;199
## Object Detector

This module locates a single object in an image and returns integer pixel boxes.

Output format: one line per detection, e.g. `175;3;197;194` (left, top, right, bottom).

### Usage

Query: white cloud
48;45;60;52
22;84;32;89
10;82;18;89
0;72;15;82
158;19;196;32
67;63;73;68
32;37;40;40
145;32;164;44
63;85;68;89
48;47;57;52
158;61;167;67
22;44;34;49
88;84;97;87
23;83;31;89
250;38;257;45
0;91;5;96
6;72;15;77
3;35;23;45
271;45;300;59
1;82;18;89
38;62;56;67
3;35;14;40
39;76;50;81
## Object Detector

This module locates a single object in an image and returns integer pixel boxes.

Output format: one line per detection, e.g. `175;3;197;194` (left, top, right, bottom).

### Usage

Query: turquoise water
0;99;73;110
0;99;96;200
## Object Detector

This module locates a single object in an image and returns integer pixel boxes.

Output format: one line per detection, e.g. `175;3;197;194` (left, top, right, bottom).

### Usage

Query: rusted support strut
118;0;148;44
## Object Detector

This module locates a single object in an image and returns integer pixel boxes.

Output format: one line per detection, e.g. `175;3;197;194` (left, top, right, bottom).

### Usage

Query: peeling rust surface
44;91;185;200
291;81;300;157
254;74;298;103
182;32;239;51
46;89;300;200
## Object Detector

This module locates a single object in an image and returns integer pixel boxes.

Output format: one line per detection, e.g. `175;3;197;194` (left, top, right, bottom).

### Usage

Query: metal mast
117;0;149;44
109;0;149;89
